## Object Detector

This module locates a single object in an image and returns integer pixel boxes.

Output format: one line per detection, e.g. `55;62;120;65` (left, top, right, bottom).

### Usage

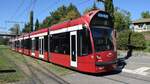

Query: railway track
7;51;42;84
102;76;128;84
9;50;70;84
31;57;70;84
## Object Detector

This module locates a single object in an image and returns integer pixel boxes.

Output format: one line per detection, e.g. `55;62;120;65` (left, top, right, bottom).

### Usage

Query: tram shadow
83;66;125;77
0;69;16;73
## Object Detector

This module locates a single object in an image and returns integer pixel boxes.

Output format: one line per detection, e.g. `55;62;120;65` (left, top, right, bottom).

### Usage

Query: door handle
72;51;74;55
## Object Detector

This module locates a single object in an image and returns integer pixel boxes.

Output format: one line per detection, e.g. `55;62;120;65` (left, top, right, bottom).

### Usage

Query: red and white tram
10;10;117;73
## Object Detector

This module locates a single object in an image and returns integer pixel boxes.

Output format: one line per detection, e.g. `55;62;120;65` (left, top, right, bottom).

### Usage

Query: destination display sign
90;11;113;27
97;13;109;19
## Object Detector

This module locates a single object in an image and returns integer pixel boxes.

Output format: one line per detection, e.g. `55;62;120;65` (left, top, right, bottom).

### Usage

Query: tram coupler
116;58;126;69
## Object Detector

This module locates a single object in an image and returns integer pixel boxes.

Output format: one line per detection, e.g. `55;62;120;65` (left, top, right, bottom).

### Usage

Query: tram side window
24;39;31;49
50;32;70;54
44;36;48;51
21;40;24;48
17;41;20;48
78;29;92;56
35;37;39;50
23;39;26;49
27;39;31;49
16;41;18;48
19;40;22;48
24;39;27;49
31;39;35;51
15;41;16;48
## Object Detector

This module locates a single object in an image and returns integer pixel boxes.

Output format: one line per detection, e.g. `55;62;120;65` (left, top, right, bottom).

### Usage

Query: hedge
117;30;146;50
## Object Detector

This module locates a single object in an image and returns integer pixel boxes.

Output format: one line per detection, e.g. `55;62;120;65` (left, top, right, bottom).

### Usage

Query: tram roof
49;9;100;31
30;28;48;36
11;9;103;41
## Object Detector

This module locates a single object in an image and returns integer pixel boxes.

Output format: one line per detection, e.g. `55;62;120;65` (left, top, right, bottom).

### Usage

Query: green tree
0;37;9;45
30;11;34;32
22;23;30;33
92;1;97;10
40;16;53;28
83;2;98;14
41;3;80;28
9;24;20;35
57;5;67;18
35;19;40;30
64;3;80;20
114;7;131;31
105;0;114;16
141;11;150;18
104;0;114;27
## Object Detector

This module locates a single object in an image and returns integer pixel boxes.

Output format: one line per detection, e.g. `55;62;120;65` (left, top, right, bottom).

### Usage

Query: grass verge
0;45;25;83
0;45;73;84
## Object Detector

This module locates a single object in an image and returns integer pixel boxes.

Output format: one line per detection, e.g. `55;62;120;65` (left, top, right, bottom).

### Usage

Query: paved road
63;52;150;84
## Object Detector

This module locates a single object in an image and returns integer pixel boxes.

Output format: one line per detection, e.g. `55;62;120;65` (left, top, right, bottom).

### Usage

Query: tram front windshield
91;27;114;52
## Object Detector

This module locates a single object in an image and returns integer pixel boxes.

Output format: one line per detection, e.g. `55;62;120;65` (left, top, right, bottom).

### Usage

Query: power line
31;0;37;10
16;0;38;23
9;0;25;20
77;0;92;6
5;21;26;24
17;0;35;19
5;20;26;29
38;0;60;15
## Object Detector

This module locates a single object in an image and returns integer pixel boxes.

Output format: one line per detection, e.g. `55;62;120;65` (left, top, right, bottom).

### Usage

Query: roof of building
132;18;150;24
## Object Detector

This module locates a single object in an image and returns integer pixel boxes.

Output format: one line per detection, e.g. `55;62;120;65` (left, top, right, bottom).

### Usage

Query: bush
117;30;146;50
144;41;150;52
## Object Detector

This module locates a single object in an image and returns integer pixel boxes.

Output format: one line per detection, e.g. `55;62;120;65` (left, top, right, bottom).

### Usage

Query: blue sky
0;0;149;32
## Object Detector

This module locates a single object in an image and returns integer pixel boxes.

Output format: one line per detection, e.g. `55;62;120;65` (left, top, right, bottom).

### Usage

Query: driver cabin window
77;29;92;56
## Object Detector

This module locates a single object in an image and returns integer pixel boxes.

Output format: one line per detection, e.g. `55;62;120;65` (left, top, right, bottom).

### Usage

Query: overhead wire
9;0;25;20
17;0;35;19
77;0;92;6
38;0;60;15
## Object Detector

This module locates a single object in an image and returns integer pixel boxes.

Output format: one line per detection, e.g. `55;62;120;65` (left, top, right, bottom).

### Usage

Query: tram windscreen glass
91;28;114;52
90;12;112;27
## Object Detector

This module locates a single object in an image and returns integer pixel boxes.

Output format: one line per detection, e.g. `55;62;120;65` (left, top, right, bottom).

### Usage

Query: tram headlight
96;55;102;60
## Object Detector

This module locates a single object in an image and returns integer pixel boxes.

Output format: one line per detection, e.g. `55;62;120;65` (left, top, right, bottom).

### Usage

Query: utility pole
29;10;34;32
5;20;26;36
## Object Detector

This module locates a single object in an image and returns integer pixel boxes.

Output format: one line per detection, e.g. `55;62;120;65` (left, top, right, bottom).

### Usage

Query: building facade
131;18;150;32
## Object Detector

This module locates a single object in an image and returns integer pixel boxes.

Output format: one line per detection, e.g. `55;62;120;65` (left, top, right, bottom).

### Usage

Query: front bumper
95;60;117;67
95;58;126;67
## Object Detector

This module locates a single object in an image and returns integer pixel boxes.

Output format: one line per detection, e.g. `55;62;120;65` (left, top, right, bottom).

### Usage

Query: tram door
70;31;77;67
31;38;35;56
39;36;44;58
